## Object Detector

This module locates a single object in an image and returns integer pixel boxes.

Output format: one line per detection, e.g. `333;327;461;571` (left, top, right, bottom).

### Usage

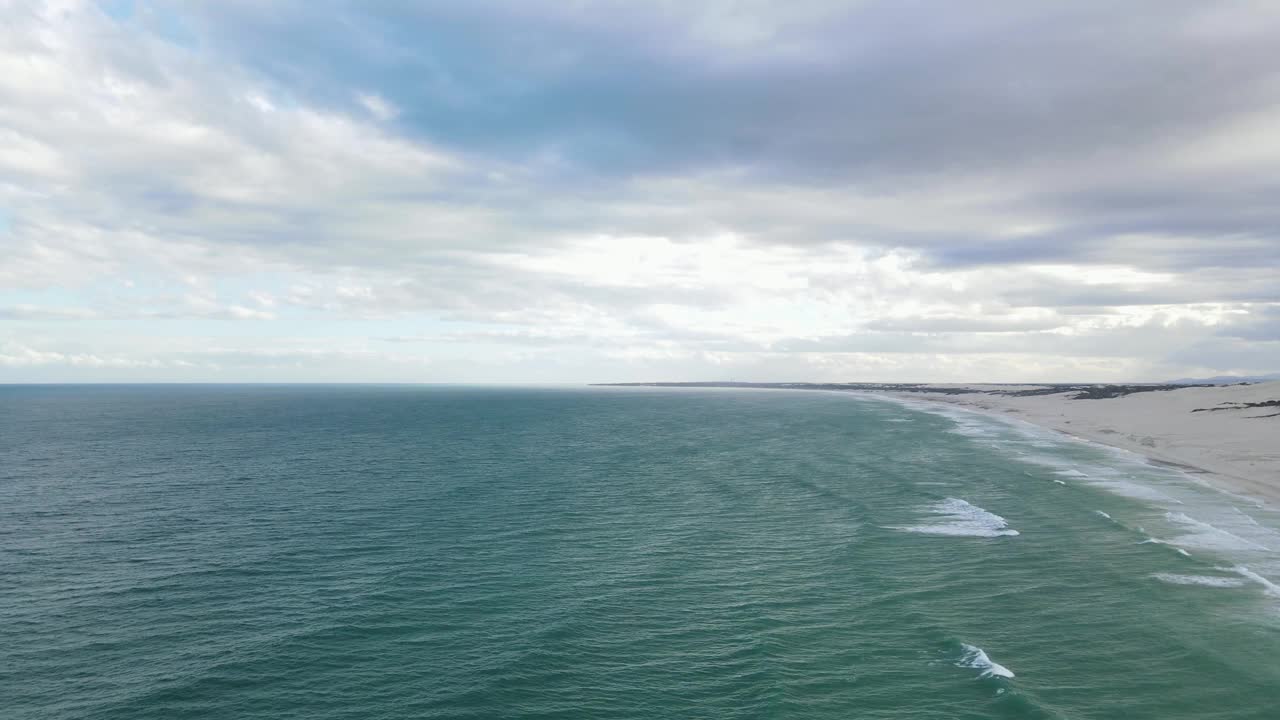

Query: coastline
875;382;1280;506
596;379;1280;506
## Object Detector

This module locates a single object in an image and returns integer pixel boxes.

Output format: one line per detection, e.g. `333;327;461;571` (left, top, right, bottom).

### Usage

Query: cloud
1217;304;1280;342
862;315;1065;334
0;304;98;320
0;341;161;369
174;0;1280;272
1;1;1278;381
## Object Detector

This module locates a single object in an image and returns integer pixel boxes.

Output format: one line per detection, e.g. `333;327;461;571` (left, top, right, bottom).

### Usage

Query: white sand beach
888;382;1280;504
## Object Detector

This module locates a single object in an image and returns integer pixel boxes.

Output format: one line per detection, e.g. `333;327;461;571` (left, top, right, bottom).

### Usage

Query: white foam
1232;566;1280;599
957;643;1015;679
1233;507;1262;527
1091;479;1179;504
1165;512;1271;552
879;394;1241;517
1151;573;1245;588
891;498;1019;538
865;393;1280;572
1139;536;1194;557
1095;510;1112;520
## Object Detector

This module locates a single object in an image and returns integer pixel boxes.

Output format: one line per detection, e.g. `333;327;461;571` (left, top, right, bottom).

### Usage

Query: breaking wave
1151;573;1246;588
891;498;1019;538
957;643;1015;679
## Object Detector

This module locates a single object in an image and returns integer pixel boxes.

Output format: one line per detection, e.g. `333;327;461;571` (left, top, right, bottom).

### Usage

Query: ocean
3;385;1279;719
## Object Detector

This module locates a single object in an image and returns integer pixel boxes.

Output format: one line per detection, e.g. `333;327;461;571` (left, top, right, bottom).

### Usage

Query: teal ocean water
3;385;1280;719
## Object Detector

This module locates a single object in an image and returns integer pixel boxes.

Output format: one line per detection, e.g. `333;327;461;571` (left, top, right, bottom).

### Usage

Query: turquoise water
3;385;1279;719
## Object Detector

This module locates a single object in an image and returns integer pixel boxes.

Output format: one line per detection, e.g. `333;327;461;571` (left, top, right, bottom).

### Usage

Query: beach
600;380;1280;505
883;382;1280;505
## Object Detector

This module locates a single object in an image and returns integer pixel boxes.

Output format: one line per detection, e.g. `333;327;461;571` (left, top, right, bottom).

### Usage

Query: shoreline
596;380;1280;506
872;385;1280;506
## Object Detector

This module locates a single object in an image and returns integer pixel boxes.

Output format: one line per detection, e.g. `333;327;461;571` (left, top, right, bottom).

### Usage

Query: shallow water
3;385;1278;719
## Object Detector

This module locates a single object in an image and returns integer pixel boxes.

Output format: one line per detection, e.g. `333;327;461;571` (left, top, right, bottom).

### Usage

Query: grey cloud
862;316;1066;334
1217;305;1280;342
0;305;99;321
12;1;1280;276
995;270;1280;310
770;319;1219;359
4;1;1280;381
184;2;1278;179
1165;337;1280;373
172;1;1280;277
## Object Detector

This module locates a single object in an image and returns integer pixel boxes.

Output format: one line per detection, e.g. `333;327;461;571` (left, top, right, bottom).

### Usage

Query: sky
2;0;1279;383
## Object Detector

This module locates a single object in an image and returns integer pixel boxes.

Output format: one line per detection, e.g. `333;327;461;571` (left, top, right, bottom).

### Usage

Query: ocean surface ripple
3;385;1279;719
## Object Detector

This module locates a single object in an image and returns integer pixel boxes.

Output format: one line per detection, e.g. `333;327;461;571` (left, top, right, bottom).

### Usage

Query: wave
1090;478;1180;504
891;498;1019;538
1139;537;1193;557
1231;566;1280;599
1094;510;1112;520
1233;507;1262;527
1165;512;1271;552
881;394;1217;512
957;643;1015;679
1151;573;1245;588
871;393;1280;580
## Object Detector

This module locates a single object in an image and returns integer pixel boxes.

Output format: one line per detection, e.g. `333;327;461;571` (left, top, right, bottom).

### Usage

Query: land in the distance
596;380;1280;504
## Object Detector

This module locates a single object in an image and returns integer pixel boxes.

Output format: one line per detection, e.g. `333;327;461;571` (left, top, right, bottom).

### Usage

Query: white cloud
358;92;398;121
1;1;1277;381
